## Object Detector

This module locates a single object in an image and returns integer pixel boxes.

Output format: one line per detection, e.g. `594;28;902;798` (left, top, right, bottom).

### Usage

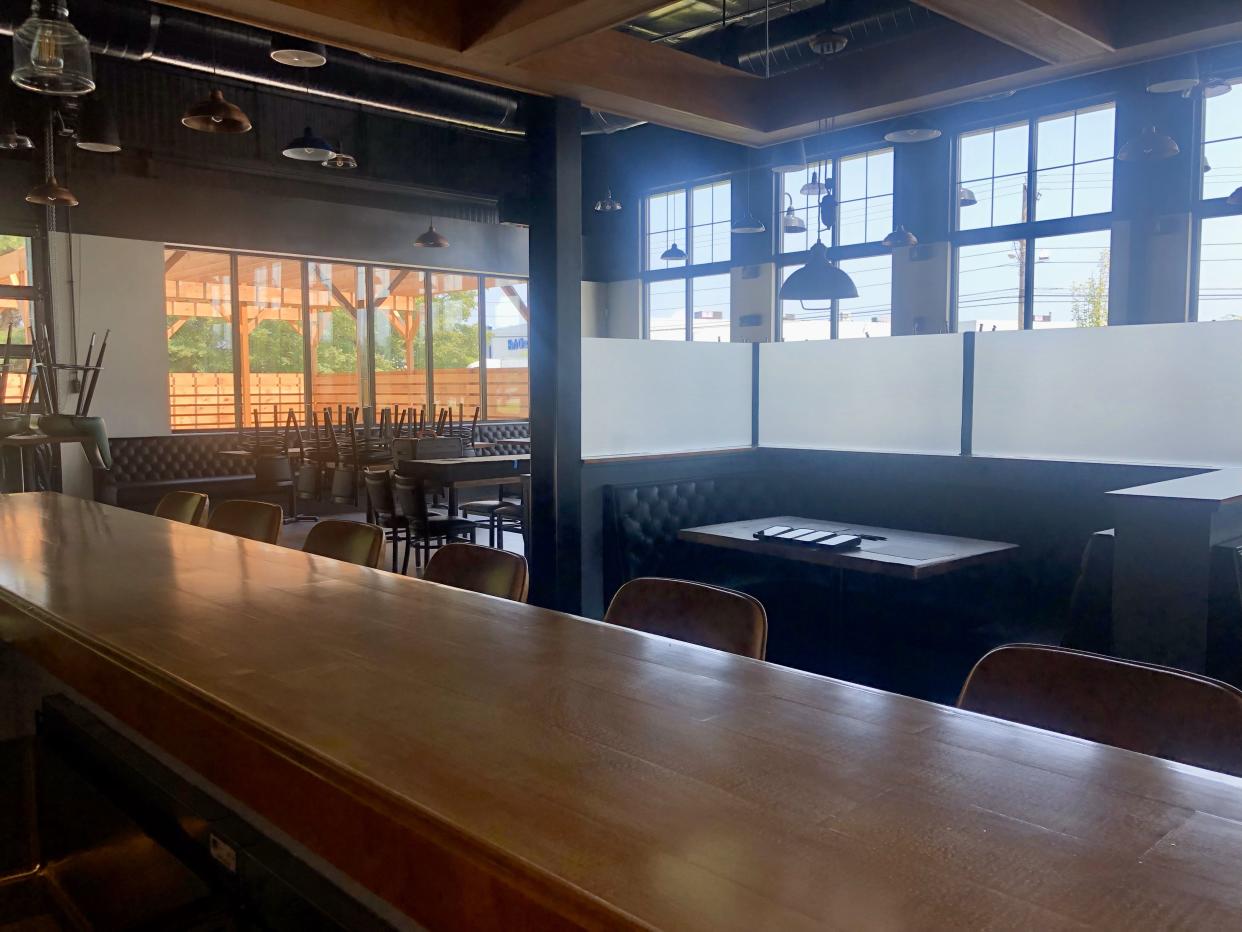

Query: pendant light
322;151;357;169
959;186;978;207
1116;125;1179;162
762;138;807;174
1227;187;1242;207
882;225;918;248
1199;77;1232;99
11;1;94;96
884;116;942;144
182;88;251;133
782;193;806;234
779;241;857;305
809;30;848;55
658;191;685;261
26;174;76;206
818;184;836;231
593;188;622;212
799;169;828;196
1145;55;1199;94
415;219;449;248
75;96;119;152
269;33;327;68
0;119;32;149
283;125;334;161
731;148;765;234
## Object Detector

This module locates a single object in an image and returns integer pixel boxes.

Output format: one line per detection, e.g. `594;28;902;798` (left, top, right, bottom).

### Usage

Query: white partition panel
973;321;1242;466
758;334;964;454
581;338;753;458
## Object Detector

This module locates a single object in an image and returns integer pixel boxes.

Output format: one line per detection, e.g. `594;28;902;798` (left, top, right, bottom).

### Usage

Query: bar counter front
3;493;1242;930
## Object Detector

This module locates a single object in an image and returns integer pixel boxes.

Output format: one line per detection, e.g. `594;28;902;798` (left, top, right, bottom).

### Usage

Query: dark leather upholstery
95;434;254;512
423;542;529;602
475;421;529;456
604;475;782;602
958;643;1242;777
605;577;768;660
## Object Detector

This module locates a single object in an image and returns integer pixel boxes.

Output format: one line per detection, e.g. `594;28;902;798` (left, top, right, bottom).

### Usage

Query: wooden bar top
3;493;1242;929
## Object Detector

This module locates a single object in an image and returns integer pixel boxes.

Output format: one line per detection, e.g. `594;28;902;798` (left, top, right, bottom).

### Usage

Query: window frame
950;98;1117;332
640;175;733;341
775;144;896;341
163;244;528;430
1191;76;1242;323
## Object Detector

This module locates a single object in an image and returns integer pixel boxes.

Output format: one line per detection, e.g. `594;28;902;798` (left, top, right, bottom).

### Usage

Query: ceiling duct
0;0;525;135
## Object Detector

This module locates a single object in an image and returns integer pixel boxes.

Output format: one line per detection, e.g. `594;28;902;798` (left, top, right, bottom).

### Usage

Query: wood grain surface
2;493;1242;930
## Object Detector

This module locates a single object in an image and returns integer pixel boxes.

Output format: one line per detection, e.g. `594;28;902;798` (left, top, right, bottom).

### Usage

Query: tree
1070;250;1110;328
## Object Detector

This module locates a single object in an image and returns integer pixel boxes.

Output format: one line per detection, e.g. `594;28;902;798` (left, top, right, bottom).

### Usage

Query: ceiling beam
914;0;1115;64
461;1;668;64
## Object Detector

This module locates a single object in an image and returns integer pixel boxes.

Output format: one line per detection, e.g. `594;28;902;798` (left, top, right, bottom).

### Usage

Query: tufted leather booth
94;434;256;512
475;420;529;456
603;475;783;604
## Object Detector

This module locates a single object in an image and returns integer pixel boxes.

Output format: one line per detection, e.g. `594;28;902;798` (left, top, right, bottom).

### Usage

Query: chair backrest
153;490;209;526
423;543;529;602
412;436;464;460
303;519;384;567
604;577;768;660
206;499;283;544
958;643;1242;777
254;454;294;489
364;468;396;516
392;475;430;528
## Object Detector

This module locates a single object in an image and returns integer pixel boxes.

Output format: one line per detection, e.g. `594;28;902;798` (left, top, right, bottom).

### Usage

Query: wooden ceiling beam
461;1;669;64
914;0;1115;64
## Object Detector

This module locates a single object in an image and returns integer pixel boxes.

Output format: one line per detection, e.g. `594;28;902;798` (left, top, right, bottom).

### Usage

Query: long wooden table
2;494;1242;930
680;515;1018;580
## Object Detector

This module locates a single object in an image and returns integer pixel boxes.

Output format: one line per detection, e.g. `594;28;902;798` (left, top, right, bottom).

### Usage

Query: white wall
581;281;606;337
604;279;642;338
53;234;169;497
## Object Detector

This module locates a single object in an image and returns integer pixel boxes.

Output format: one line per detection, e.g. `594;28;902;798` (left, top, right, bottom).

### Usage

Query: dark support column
527;96;583;612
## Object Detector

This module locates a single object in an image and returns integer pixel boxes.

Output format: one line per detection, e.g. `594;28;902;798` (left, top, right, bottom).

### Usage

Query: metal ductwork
677;0;938;78
0;0;530;134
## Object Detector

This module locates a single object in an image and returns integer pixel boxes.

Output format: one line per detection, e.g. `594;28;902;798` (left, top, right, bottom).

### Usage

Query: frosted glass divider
972;321;1242;467
581;338;753;458
758;334;964;454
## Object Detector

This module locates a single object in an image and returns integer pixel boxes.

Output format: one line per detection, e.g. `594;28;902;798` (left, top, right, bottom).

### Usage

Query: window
1202;78;1242;201
777;147;894;339
165;249;236;430
0;235;36;407
642;178;732;341
430;272;480;419
162;248;526;430
484;277;529;418
239;256;304;429
1195;78;1242;321
954;104;1114;331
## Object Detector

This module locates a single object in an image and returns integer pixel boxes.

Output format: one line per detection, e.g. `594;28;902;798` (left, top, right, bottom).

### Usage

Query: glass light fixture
11;1;94;96
782;194;806;234
808;30;848;55
75;96;119;152
593;188;621;212
415;220;449;248
882;225;918;248
269;34;327;68
322;149;357;169
181;89;251;133
959;186;978;207
800;170;828;196
778;240;857;306
0;118;32;149
282;125;334;161
26;174;77;206
1116;125;1179;162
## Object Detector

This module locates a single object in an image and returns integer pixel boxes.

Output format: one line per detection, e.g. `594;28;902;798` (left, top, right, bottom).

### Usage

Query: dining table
396;452;529;515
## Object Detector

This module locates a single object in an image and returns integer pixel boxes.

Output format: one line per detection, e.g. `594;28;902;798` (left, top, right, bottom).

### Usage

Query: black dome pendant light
658;190;686;262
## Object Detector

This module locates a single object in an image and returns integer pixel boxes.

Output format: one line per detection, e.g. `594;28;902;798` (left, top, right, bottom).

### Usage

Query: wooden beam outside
914;0;1115;64
164;249;187;273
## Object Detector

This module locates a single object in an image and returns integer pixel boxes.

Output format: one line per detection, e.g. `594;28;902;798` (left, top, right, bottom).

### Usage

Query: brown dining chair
603;577;768;660
422;542;529;602
153;491;209;526
957;643;1242;777
302;519;385;568
206;500;283;544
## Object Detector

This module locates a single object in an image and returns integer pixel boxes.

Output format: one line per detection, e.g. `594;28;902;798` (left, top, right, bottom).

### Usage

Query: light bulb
31;24;63;74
